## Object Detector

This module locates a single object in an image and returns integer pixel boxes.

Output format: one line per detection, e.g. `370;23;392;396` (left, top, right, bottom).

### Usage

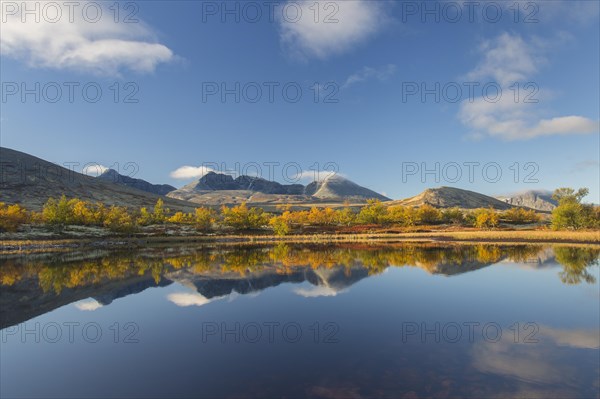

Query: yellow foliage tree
472;208;499;229
103;206;136;233
194;207;215;231
0;202;30;232
221;203;269;230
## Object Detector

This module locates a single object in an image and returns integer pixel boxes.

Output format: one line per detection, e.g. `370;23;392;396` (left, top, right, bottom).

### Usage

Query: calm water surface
1;243;599;398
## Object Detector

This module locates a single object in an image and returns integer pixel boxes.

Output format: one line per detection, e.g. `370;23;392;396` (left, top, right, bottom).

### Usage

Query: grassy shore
1;229;598;253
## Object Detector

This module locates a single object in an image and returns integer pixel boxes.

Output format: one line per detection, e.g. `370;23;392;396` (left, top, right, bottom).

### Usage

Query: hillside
389;186;513;210
305;174;390;201
97;169;176;196
0;147;196;211
497;190;557;212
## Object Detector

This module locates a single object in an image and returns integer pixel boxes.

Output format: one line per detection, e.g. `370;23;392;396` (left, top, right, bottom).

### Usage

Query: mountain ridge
97;169;176;196
167;171;390;205
387;186;514;210
0;147;196;211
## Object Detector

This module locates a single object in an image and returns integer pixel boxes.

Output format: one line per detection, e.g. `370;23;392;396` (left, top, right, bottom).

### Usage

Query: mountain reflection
1;243;598;328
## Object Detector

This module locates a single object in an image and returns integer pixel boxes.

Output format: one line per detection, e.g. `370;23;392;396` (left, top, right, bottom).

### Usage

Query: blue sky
1;0;599;201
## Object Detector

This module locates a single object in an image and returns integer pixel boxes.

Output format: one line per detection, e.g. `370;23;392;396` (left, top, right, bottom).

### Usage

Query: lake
1;243;599;398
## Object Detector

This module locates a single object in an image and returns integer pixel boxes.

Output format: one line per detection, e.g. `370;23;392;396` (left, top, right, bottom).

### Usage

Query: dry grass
1;229;598;254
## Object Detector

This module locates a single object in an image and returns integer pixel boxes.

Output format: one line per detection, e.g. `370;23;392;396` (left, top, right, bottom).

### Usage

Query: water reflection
1;243;598;329
1;243;598;398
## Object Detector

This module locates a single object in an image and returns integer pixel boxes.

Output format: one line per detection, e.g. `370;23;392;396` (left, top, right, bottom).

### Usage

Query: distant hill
388;186;513;210
0;147;196;211
97;169;176;196
305;174;390;201
496;190;557;212
167;172;390;206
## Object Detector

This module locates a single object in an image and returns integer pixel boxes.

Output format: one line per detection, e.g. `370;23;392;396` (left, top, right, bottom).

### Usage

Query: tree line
0;187;597;234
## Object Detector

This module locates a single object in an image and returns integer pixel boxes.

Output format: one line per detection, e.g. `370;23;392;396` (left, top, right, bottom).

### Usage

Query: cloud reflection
74;299;103;311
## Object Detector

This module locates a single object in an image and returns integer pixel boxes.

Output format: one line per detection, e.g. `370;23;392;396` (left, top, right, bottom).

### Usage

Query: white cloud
82;163;109;177
342;64;396;89
465;33;542;87
74;299;103;311
170;165;216;180
459;33;599;140
1;1;174;75
278;0;388;60
295;170;341;182
459;95;599;140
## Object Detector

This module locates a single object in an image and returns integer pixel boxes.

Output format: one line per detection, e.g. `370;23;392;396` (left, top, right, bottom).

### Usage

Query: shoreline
2;230;599;253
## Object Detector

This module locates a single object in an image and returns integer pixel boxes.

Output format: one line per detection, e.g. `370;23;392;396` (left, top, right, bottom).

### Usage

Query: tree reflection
1;244;598;293
555;246;599;284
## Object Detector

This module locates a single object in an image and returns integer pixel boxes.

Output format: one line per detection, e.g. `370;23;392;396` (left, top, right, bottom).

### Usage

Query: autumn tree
137;207;153;226
335;207;356;226
357;199;388;225
194;207;216;231
472;208;499;229
152;199;167;224
502;208;540;224
0;203;30;232
42;195;73;225
270;214;291;236
168;212;194;224
442;207;464;225
221;203;269;230
416;204;442;225
103;206;136;233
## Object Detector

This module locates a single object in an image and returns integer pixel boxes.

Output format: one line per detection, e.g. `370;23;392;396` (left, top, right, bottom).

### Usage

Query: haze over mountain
97;169;176;196
0;147;195;211
167;172;390;206
388;186;513;210
497;190;558;212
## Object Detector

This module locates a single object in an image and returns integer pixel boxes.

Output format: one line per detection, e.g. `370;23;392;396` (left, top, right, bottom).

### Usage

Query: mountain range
166;171;391;206
0;147;560;211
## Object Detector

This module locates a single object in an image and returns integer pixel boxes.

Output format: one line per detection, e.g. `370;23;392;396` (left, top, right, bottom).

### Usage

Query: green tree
442;207;464;225
270;215;290;236
335;207;356;226
551;187;591;230
416;204;442;225
357;199;388;225
555;246;599;284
